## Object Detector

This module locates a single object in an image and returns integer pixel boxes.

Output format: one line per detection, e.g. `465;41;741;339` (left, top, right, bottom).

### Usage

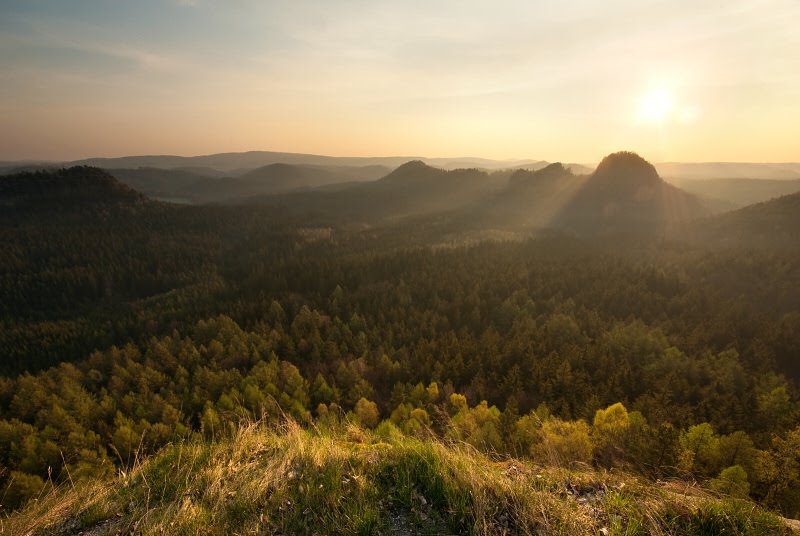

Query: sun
637;89;674;124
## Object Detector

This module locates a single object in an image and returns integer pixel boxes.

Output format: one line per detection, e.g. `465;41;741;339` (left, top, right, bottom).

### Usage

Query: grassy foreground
4;422;797;536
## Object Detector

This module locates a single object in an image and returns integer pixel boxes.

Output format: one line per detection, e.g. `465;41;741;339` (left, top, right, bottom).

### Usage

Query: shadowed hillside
466;153;709;235
0;166;145;214
689;191;800;248
549;152;709;234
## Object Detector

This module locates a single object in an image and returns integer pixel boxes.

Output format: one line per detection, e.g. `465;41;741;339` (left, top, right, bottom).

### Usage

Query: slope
689;191;800;248
670;178;800;208
6;422;794;536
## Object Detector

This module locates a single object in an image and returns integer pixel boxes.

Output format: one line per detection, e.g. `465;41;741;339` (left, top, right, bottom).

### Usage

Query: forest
0;161;799;520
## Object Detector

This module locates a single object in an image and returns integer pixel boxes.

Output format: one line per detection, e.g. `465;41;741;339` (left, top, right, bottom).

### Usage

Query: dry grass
2;421;795;535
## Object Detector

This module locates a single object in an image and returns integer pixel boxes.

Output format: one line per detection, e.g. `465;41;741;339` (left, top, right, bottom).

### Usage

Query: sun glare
638;89;674;124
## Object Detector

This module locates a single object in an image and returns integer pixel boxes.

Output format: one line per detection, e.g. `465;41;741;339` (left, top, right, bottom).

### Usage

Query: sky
1;0;799;163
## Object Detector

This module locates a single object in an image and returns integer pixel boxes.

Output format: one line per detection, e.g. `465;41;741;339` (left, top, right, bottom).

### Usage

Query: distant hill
668;178;800;208
108;164;390;204
0;150;559;175
106;167;213;203
656;162;800;180
6;152;800;181
236;163;388;192
171;166;227;178
0;166;144;214
689;191;800;248
66;151;541;173
249;160;506;221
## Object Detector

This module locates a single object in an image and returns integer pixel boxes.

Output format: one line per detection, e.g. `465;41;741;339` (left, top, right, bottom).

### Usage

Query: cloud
1;15;182;73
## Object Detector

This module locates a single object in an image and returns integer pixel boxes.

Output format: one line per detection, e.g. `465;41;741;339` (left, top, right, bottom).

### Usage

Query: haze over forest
2;1;800;534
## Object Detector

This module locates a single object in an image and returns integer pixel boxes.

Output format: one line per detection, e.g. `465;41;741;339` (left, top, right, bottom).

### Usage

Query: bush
2;471;47;511
354;398;380;429
710;465;750;498
533;418;592;466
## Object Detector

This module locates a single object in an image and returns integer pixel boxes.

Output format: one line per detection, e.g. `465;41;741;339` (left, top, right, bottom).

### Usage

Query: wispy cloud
1;16;181;72
0;0;798;161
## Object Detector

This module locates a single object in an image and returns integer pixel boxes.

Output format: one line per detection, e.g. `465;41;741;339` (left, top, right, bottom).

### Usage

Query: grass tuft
4;421;796;535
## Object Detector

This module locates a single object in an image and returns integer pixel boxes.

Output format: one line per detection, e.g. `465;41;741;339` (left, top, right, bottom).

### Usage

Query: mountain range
5;151;799;179
4;151;799;214
3;151;798;248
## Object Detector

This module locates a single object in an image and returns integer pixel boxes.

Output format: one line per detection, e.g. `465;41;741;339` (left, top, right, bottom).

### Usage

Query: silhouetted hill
379;159;435;183
690;191;800;248
468;163;583;229
248;161;505;221
550;152;709;234
592;151;661;186
0;166;145;214
466;153;708;235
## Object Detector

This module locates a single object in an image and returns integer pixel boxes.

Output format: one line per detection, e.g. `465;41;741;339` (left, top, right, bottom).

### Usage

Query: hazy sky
2;0;799;162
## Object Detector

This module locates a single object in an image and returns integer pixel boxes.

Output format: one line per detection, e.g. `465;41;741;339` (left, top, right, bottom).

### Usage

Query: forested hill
547;152;708;233
247;160;507;221
0;166;144;213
